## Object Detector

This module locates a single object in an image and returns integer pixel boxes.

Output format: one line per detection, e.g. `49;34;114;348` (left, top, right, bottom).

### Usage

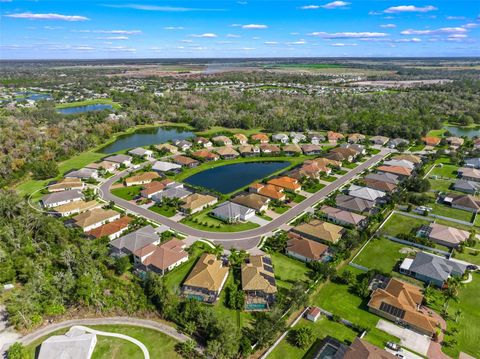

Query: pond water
184;161;290;194
444;125;480;138
100;126;195;153
57;103;113;115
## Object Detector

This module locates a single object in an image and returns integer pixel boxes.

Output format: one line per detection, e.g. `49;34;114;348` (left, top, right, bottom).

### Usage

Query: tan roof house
283;143;302;155
125;172;160;186
48;178;85;193
212;135;232;147
290;219;344;244
192;149;219;162
377;165;412;177
249;183;286;201
427;223;470;248
458;167;480;182
180;193;218;214
231;193;270;212
234;133;248;145
444;193;480;213
392;154;422;164
172;155;200;168
215;146;239;159
238;145;260;157
86;160;119;173
370;135;390;146
73;208;120;232
327;131;344;143
135;239;188;276
301;144;322;155
155;143;178;154
286;237;328;262
182;253;229;303
242;255;277;310
259;144;281;154
320;205;367;228
86;216;132;240
53;200;102;217
343;338;397;359
348;133;366;143
251;133;269;144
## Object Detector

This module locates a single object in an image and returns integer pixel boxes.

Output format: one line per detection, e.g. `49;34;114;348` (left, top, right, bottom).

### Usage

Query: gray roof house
41;189;84;208
173;139;192;151
335;194;376;214
383;159;415;170
272;133;289;144
128;147;153;158
110;225;160;256
387;138;409;148
465;158;480;169
38;327;97;359
65;168;99;180
364;172;399;184
152;186;192;202
211;201;255;223
348;184;386;203
453;179;480;194
290;132;307;144
104;154;132;166
152;161;182;173
400;252;467;288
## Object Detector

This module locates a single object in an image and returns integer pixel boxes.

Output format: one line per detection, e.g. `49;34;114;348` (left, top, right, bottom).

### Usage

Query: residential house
86;160;119;173
306;307;321;322
310;337;349;359
324;152;345;162
446;136;464;148
400;251;467;288
251;133;269;144
348;184;387;203
301;144;322;155
320;205;367;228
73;208;120;232
152;185;192;202
65;168;99;180
259;144;281;155
231;193;270;212
282;143;302;156
392;154;422;164
86;216;132;240
474;138;480;150
242;255;277;310
343;338;397;359
422;136;441;147
377;165;412;177
48;178;85;193
110;225;160;257
140;179;173;198
233;133;248;145
194;137;212;148
363;178;397;193
327;131;344;144
464;157;480;169
452;179;480;194
172;155;199;168
124;172;160;186
180;193;218;214
238;145;260;157
151;161;182;173
211;201;255;223
286;237;328;262
367;278;439;336
340;143;366;155
458;167;480;182
173;139;192;151
290;161;330;180
370;135;390;146
249;183;286;201
387;138;409;149
216;146;239;159
103;154;132;167
267;176;301;193
290;219;344;244
290;132;307;144
308;132;325;145
182;253;229;303
192;149;219;162
212;135;232;147
272;133;289;144
53;200;101;217
336;194;376;215
383;159;415;170
134;239;188;276
443;193;480;212
42;189;84;208
37;328;97;359
364;172;399;185
425;223;470;248
348;133;365;143
128;147;153;158
329;147;357;162
155;143;178;154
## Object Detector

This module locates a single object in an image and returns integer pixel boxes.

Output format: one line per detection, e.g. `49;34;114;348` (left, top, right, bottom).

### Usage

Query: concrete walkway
376;320;431;356
73;325;150;359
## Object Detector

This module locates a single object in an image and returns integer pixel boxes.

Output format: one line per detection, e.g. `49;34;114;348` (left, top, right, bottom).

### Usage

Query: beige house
48;178;85;193
53;200;102;217
242;255;277;310
72;208;120;232
180;193;218;214
290;219;344;244
125;172;160;186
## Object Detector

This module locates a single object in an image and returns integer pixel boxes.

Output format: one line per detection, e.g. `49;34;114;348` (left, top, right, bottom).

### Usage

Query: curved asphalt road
99;148;391;248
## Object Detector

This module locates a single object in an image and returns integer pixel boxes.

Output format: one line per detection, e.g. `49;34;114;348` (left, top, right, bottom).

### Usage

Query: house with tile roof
259;144;281;154
367;278;439;336
465;157;480;169
343;338;397;359
422;136;441;147
155;143;178;154
290;219;344;244
348;184;387;203
282;143;302;156
173;139;192;151
215;146;239;159
425;223;470;248
238;145;260;157
231;193;270;212
327;131;344;143
128;147;153;158
134;239;188;276
110;225;160;256
251;133;269;144
452;179;480;195
47;178;85;193
65;168;99;180
363;178;397;193
335;194;376;215
319;205;368;228
443;193;480;212
53;200;102;217
458;167;480;182
383;159;415;170
192;149;219;162
233;133;248;145
193;137;213;148
103;154;132;166
182;253;229;303
370;135;390;146
348;133;365;143
86;160;119;173
329;147;358;162
180;193;218;214
242;255;277;310
249;183;286;201
364;172;399;185
124;172;160;186
42;189;84;208
301;144;322;155
211;201;255;223
86;216;132;240
212;135;232;147
392;154;422;164
272;133;289;144
377;165;412;177
172;155;199;168
151;161;182;173
73;208;120;232
140;180;168;198
267;176;302;192
286;237;329;262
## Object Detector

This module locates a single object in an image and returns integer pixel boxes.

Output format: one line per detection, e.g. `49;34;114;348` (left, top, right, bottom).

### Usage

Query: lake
444;125;480;138
184;161;291;194
57;103;113;115
100;127;195;153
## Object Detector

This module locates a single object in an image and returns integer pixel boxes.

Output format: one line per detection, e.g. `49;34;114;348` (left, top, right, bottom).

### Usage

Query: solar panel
379;302;406;319
263;257;272;265
260;272;276;286
263;264;274;273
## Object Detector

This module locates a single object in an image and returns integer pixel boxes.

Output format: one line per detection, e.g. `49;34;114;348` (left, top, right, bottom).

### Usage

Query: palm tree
210;244;224;259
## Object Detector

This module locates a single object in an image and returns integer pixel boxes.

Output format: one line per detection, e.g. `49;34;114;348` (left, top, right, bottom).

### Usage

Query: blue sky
1;1;479;59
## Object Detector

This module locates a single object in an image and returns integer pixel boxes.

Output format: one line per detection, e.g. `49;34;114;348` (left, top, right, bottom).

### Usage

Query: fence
385;235;450;256
348;262;370;272
428;213;473;227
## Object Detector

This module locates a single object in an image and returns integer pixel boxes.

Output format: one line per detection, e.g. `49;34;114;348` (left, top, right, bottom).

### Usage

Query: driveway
249;215;270;226
376;319;431;356
0;305;20;355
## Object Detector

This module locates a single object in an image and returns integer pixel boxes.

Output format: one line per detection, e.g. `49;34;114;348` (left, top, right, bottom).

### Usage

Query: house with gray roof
387;138;409;149
152;161;182;173
151;186;192;202
465;157;480;169
211;201;255;223
335;194;376;215
103;154;132;166
290;132;307;144
128;147;153;158
364;172;399;184
453;179;480;194
38;327;97;359
173;139;192;151
272;133;289;144
110;225;160;256
383;159;415;170
348;184;387;203
65;168;99;180
41;189;84;208
400;252;467;288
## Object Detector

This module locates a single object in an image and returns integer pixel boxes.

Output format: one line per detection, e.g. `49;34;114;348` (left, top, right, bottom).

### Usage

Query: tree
114;255;131;275
352;277;371;298
225;282;245;310
175;340;198;358
31;160;59;180
288;327;314;349
6;343;28;359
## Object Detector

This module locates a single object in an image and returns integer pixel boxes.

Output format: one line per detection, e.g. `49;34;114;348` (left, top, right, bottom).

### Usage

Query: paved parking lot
376;319;431;356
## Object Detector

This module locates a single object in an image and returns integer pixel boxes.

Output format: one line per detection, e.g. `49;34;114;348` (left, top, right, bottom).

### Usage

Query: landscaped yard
111;185;142;200
270;252;310;289
320;175;337;182
453;248;480;266
26;324;181;359
270;203;289;214
181;209;260;232
303;182;325;193
149;204;177;217
408;143;425;152
427;129;447;137
379;212;431;238
352;237;408;273
429;202;474;223
430;164;458;179
428;178;454;193
343;162;357;169
287;192;307;203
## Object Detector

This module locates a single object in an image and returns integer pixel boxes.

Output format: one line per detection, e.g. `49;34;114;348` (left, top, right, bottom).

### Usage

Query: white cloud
72;45;95;51
242;24;268;29
163;26;184;30
401;27;467;35
95;30;142;35
301;5;320;10
308;31;388;38
106;46;136;52
321;1;350;9
395;38;421;42
446;16;466;20
380;24;396;28
369;11;382;15
44;26;63;30
264;41;278;45
384;5;437;14
462;23;478;29
330;43;358;46
190;33;218;38
5;13;89;21
180;39;193;43
104;4;224;12
448;34;468;38
288;39;307;45
99;36;129;40
226;34;241;38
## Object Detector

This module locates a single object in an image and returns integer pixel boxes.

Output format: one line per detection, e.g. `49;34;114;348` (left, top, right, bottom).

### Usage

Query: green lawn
430;164;458;179
288;193;307;203
453;248;480;265
343;162;357;169
270;204;289;214
428;179;454;193
303;183;325;193
181;209;260;232
267;317;358;359
56;98;121;110
270;252;310;289
26;324;180;359
379;213;431;238
427;129;447;137
149;204;177;217
353;237;408;273
320;175;337;182
429;202;474;223
111;186;142;200
409;143;425;152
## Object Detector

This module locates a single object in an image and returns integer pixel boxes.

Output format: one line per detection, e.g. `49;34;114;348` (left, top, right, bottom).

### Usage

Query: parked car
386;342;400;351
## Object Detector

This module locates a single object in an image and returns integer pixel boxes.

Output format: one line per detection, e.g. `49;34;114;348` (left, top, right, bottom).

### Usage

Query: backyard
352;237;408;273
270;252;310;289
379;212;432;238
149;204;177;217
181;209;260;232
429;202;474;223
430;164;458;179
